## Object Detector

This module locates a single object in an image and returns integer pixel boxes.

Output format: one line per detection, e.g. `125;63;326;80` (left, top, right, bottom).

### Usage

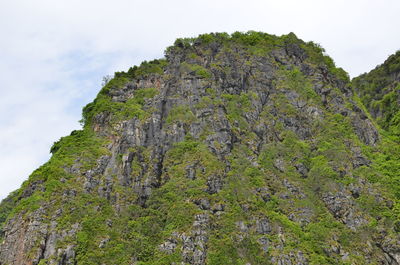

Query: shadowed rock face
0;32;399;265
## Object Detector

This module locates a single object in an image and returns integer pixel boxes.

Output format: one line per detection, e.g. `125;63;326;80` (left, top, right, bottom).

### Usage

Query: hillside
352;51;400;136
0;32;399;265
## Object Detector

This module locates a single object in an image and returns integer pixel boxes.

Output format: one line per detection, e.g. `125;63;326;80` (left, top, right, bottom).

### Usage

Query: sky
0;0;399;200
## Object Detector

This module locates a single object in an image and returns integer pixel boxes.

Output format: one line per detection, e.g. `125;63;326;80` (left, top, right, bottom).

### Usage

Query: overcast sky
0;0;399;200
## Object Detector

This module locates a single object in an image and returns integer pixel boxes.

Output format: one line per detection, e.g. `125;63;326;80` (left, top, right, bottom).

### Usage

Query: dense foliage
352;51;400;135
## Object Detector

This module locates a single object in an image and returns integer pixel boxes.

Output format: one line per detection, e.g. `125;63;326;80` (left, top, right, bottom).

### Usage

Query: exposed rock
57;245;76;265
0;207;48;264
159;238;178;254
256;187;271;202
258;237;270;253
255;218;272;234
271;251;309;265
20;180;45;198
236;221;249;233
351;115;379;146
288;207;314;226
377;236;400;265
211;203;225;214
186;162;198;180
194;198;211;210
350;145;371;168
206;175;223;194
181;214;209;265
322;191;368;229
274;158;286;172
98;237;110;248
294;163;308;178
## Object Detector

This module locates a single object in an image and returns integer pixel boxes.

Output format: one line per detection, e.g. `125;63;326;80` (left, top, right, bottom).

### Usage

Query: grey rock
236;221;249;232
271;250;309;265
194;198;211;210
256;187;271;202
350;146;371;168
294;163;308;178
58;245;76;265
352;115;379;146
181;214;209;265
283;179;305;198
159;238;177;254
206;175;223;194
0;207;48;264
274;158;286;172
20;180;45;198
322;191;368;229
258;237;270;253
99;238;110;248
377;236;400;265
255;218;272;234
186;163;198;180
211;203;225;214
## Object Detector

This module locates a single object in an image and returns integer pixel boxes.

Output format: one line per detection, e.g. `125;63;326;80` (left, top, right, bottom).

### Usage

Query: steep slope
352;51;400;136
0;32;399;265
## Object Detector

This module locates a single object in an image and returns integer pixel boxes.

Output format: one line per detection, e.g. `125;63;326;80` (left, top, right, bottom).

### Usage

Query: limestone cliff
0;32;399;265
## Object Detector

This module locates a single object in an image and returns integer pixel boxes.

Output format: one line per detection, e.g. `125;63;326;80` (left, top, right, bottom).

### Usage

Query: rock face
0;32;399;264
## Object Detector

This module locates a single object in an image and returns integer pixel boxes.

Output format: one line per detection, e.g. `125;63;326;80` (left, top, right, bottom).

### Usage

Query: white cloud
0;0;399;199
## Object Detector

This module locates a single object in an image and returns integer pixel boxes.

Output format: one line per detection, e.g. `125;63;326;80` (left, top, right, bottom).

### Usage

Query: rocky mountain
0;31;399;265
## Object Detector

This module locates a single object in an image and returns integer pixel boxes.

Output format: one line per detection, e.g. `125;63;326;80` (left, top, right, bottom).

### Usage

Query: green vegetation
116;59;168;80
275;67;319;102
82;81;158;126
166;31;349;83
301;41;350;83
0;191;18;240
352;51;400;134
222;92;256;130
180;62;212;78
166;105;196;124
350;51;400;226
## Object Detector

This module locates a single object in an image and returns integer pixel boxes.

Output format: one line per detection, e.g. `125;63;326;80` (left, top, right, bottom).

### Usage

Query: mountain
0;31;399;265
352;51;400;136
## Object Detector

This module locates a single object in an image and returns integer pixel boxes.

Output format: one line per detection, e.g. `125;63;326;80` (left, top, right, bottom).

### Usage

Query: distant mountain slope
352;51;400;136
0;32;399;265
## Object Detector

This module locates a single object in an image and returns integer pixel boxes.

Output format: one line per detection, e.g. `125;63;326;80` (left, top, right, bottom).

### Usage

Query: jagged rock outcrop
0;31;399;265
